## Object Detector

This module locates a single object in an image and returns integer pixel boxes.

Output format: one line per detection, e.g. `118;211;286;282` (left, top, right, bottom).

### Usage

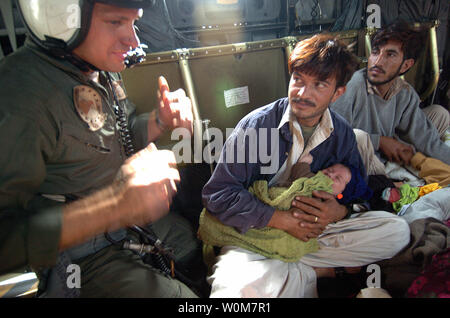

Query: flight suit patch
73;85;107;131
111;80;127;101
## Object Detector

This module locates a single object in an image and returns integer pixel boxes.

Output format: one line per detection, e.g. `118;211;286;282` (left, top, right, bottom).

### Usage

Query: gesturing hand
115;143;180;227
157;76;193;133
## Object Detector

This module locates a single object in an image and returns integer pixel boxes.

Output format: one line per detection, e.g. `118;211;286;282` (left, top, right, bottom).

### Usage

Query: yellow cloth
418;183;442;197
411;152;450;187
198;172;333;265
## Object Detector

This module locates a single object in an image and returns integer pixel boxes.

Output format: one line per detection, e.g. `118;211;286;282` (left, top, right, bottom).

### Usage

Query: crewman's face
367;40;414;86
73;3;142;72
288;71;345;127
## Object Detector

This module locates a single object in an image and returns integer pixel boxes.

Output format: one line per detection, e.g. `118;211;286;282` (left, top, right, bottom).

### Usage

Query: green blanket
198;172;333;264
392;183;420;213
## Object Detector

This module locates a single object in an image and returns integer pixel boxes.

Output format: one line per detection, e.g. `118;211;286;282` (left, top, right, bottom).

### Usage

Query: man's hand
268;209;324;242
379;136;414;166
291;191;348;228
115;143;180;227
60;143;180;250
156;76;193;133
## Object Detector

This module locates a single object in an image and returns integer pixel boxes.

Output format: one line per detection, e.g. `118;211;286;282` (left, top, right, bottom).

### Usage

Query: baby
282;162;371;204
283;162;351;195
321;164;352;196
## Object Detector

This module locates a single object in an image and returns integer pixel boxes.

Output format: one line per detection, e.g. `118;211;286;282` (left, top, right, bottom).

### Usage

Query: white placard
224;86;250;108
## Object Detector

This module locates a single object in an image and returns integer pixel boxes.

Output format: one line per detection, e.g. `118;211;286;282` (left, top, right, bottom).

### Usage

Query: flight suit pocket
60;121;114;157
46;121;122;195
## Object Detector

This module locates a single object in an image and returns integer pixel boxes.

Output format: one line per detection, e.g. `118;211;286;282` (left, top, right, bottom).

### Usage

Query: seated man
199;162;373;264
202;34;410;298
331;21;450;174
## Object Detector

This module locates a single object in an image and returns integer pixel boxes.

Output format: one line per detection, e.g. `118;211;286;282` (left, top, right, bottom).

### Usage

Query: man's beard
367;63;403;86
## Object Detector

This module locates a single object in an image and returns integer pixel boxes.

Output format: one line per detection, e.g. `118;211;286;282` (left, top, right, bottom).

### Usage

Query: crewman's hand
114;143;180;227
379;136;414;166
156;76;193;133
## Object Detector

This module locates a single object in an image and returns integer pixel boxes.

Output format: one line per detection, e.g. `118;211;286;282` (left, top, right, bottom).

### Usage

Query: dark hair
371;21;427;61
288;33;359;88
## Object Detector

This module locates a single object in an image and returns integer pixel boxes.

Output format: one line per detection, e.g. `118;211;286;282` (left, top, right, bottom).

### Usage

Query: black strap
104;73;177;275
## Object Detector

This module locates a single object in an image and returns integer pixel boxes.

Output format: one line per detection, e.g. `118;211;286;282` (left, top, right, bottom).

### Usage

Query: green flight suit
0;39;199;297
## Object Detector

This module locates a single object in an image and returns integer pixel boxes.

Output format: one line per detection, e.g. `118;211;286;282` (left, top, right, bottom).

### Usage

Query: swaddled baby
280;162;372;204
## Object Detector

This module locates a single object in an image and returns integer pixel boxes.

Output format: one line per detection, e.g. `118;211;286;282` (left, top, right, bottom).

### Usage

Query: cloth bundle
382;183;443;213
198;172;334;264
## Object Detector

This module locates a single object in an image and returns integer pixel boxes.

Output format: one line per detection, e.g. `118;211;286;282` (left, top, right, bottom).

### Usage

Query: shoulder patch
73;85;107;131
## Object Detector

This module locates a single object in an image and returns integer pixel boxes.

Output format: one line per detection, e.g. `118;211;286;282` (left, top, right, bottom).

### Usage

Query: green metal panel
122;53;186;148
122;54;185;115
188;44;289;133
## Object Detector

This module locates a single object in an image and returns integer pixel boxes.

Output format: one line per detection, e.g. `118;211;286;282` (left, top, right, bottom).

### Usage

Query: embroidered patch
73;85;107;131
111;80;127;100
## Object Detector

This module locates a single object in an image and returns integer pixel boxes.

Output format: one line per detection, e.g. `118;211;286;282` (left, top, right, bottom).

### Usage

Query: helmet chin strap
65;53;100;73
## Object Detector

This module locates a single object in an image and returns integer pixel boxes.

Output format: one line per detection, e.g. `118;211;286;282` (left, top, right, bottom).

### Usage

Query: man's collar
316;108;334;137
365;70;409;100
278;103;334;135
278;103;291;129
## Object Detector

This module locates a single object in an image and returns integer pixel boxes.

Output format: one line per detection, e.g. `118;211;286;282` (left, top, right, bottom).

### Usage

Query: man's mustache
369;66;385;74
292;98;316;107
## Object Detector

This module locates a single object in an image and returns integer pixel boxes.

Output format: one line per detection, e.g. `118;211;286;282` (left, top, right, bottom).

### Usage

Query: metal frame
0;0;17;60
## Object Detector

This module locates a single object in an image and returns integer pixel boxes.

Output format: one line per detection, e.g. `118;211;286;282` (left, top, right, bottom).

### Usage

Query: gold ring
314;216;318;223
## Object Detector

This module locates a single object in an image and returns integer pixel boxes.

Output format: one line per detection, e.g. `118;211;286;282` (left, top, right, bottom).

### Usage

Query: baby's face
321;164;351;195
